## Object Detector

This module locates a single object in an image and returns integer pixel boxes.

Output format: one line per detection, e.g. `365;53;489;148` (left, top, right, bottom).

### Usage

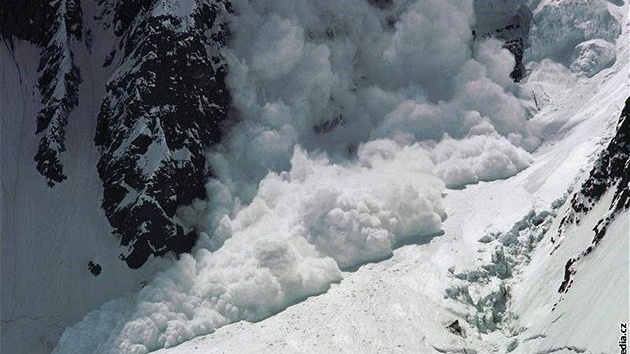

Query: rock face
0;1;56;45
1;0;232;269
94;0;231;268
34;0;83;186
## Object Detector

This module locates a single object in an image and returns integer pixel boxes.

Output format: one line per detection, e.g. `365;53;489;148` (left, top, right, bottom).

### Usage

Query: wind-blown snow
152;3;629;349
53;0;624;352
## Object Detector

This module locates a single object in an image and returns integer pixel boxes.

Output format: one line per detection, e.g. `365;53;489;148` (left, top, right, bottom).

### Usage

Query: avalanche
155;1;629;351
1;0;627;353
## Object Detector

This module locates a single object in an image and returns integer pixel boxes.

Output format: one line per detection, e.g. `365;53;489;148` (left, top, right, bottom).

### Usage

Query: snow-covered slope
2;0;628;353
0;38;167;354
510;85;630;354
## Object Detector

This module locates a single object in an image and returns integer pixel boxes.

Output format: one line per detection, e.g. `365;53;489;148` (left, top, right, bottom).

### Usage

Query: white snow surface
47;0;628;353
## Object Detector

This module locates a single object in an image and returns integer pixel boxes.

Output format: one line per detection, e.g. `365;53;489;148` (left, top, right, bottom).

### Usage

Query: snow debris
446;207;558;335
54;142;446;353
570;39;617;77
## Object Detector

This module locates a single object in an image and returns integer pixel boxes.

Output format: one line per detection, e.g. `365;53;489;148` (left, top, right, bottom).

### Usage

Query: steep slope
0;36;165;354
1;0;83;186
510;98;629;354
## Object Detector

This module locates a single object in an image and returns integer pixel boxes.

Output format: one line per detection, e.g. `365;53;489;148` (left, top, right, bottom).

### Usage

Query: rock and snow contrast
1;0;628;353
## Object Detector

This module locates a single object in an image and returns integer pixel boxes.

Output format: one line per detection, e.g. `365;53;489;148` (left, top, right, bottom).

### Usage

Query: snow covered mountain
3;0;232;270
1;0;628;353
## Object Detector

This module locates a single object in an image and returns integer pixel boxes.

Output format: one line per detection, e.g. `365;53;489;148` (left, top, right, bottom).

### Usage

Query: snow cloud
432;134;533;189
211;0;537;202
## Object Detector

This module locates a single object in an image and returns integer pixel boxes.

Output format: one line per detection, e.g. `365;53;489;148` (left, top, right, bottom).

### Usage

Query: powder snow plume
53;1;540;352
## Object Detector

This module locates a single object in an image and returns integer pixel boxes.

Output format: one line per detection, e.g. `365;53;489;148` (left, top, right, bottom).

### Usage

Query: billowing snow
432;134;533;189
208;0;538;205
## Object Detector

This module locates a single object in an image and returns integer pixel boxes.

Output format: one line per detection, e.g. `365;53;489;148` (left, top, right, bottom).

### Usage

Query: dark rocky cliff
94;0;231;268
1;0;232;268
